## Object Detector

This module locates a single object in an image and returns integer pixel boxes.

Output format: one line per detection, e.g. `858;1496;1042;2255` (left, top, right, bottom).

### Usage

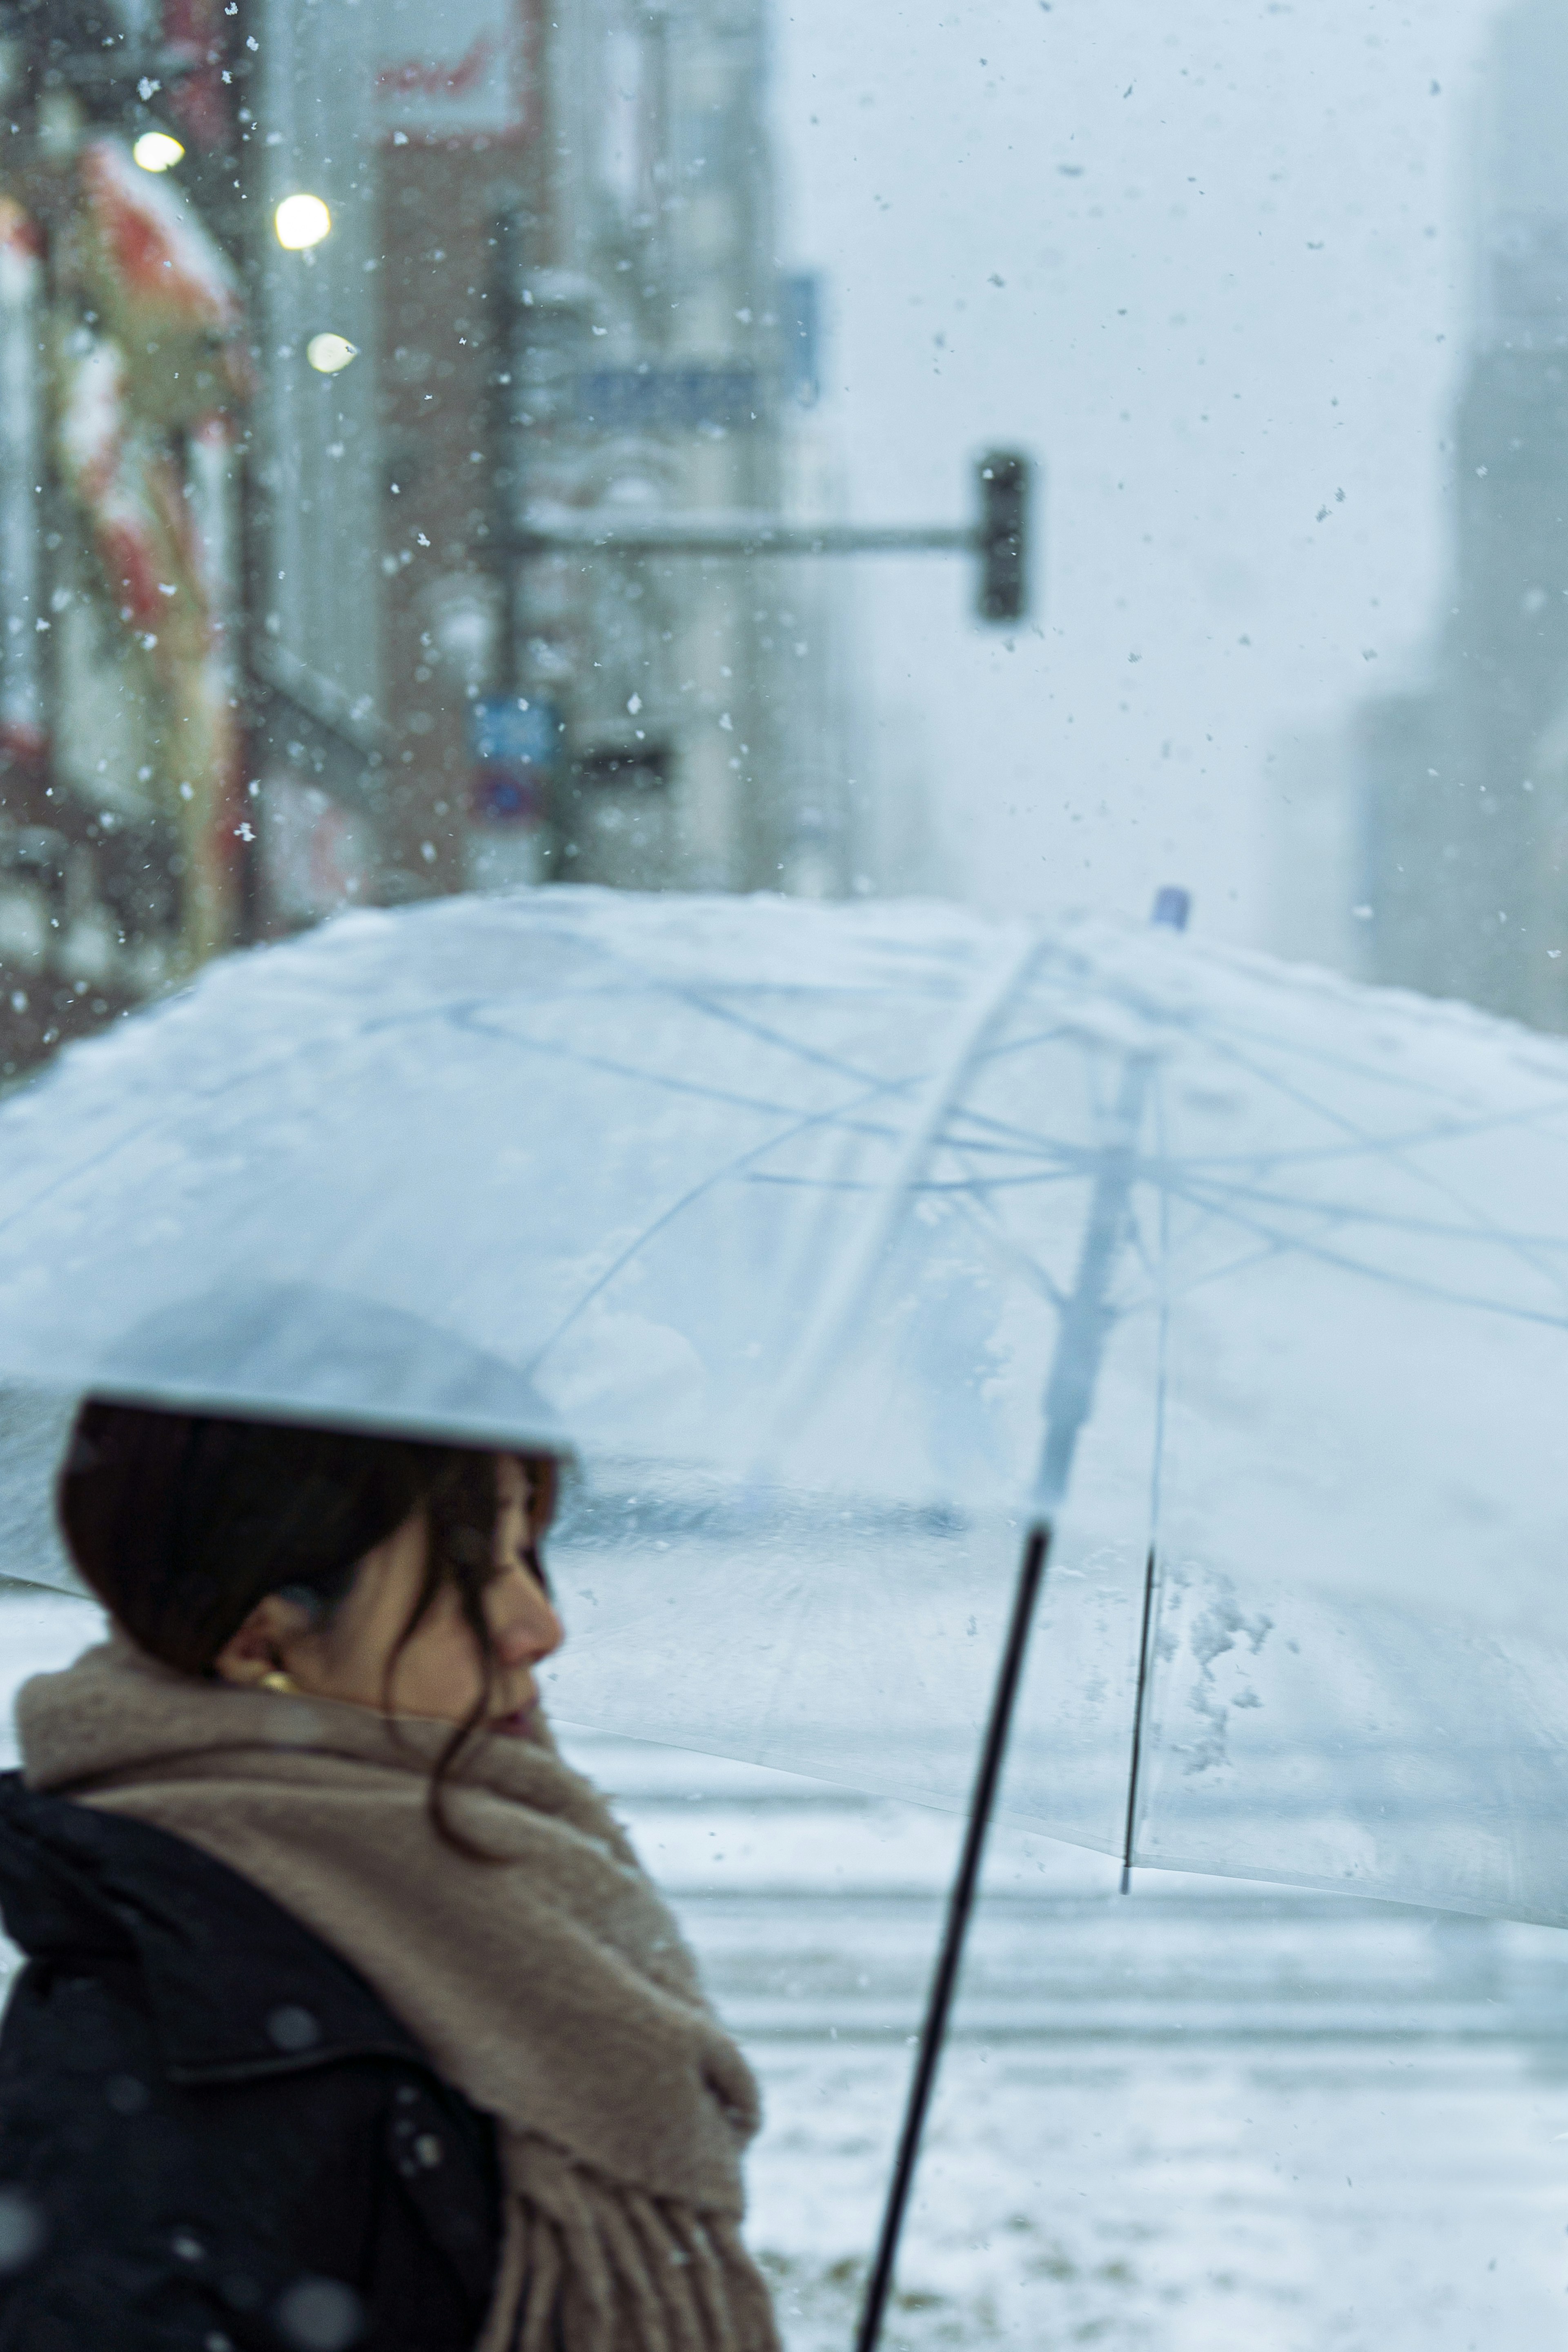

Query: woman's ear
211;1593;318;1687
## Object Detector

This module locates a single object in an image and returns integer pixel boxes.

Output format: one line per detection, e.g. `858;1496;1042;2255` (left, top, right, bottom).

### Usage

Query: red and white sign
375;0;534;141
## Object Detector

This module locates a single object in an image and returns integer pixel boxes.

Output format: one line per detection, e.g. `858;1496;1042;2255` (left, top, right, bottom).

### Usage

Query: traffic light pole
506;450;1035;626
512;514;975;558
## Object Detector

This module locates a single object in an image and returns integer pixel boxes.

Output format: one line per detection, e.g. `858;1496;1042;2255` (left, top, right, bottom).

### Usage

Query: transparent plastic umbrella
2;883;1568;2344
2;881;1568;1908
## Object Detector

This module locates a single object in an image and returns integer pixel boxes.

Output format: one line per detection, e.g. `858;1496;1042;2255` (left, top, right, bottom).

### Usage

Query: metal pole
853;1517;1054;2352
854;1065;1148;2352
488;208;523;699
1118;884;1188;1895
1119;1545;1158;1895
854;885;1183;2348
510;512;977;561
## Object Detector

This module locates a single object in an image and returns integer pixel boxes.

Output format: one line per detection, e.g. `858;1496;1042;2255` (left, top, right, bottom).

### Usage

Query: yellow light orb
132;131;185;173
306;333;358;375
274;193;332;252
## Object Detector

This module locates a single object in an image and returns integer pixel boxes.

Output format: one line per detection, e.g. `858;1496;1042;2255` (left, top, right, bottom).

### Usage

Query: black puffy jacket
0;1771;503;2350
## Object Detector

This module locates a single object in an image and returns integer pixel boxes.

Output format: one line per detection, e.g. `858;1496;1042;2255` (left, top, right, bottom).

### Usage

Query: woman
0;1404;779;2352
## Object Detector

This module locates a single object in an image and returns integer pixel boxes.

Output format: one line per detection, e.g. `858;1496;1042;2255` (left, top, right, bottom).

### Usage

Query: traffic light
975;450;1031;624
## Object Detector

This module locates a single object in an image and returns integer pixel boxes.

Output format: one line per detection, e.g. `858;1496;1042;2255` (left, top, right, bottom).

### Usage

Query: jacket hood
0;1771;423;2083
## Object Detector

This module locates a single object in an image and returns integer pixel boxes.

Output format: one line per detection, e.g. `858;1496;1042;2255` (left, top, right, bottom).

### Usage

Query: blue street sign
469;697;560;770
469;697;560;826
576;368;764;433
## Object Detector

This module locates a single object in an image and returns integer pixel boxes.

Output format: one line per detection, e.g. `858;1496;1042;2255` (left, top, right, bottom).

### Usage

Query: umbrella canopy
0;886;1566;1929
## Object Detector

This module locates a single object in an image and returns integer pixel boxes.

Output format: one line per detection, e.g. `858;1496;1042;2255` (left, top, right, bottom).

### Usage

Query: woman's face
213;1454;564;1732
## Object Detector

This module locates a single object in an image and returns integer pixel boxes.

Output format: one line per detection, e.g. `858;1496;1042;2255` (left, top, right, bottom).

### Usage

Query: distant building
1360;0;1568;1027
499;0;852;895
249;0;539;920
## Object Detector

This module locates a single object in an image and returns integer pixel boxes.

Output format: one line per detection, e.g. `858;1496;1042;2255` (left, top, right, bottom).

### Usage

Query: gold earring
258;1667;299;1695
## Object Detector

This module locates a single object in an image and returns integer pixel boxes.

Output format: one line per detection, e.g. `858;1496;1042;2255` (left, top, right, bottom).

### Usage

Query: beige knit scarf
16;1637;780;2352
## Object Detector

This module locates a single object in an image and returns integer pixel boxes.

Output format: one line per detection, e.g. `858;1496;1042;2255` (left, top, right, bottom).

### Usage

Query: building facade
500;0;851;896
1360;0;1568;1028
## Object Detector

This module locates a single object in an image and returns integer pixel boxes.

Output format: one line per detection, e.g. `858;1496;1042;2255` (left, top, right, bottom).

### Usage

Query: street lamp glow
132;131;184;172
274;193;332;251
306;333;358;375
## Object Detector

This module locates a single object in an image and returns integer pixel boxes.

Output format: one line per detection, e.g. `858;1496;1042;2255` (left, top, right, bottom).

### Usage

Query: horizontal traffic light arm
506;451;1033;625
510;511;976;558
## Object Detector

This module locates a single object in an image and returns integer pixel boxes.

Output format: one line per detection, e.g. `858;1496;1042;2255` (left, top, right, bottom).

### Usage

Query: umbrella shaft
1120;1545;1160;1894
853;1519;1053;2352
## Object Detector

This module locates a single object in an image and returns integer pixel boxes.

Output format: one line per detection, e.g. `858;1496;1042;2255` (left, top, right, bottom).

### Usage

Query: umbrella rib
939;973;1568;1184
0;998;916;1252
641;982;952;1091
1120;1069;1175;1899
945;1186;1071;1314
1149;1171;1568;1330
1147;1229;1298;1305
956;1072;1568;1187
1188;1029;1568;1310
1104;1153;1563;1323
755;932;1047;1468
519;1069;931;1381
849;1142;1568;1278
1185;996;1561;1108
1166;1090;1568;1176
1160;1164;1568;1255
472;905;1004;1098
739;1166;1082;1196
450;1003;913;1138
1083;954;1534;1110
455;997;1071;1175
852;1153;1568;1267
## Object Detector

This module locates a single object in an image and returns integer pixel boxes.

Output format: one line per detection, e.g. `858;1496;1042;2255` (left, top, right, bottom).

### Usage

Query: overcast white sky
770;0;1512;951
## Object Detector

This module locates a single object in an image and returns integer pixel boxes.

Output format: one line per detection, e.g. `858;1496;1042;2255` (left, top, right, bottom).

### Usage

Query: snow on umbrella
1;884;1568;2343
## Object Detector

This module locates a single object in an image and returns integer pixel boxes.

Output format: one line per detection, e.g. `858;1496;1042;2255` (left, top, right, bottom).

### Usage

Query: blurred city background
0;0;878;1077
3;3;1568;2347
1;3;1567;1065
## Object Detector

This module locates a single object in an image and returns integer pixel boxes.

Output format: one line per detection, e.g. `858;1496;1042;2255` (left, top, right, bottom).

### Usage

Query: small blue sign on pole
576;368;763;433
468;696;560;824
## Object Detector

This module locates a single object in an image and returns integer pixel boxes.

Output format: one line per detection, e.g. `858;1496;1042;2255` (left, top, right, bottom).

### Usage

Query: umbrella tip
1150;885;1191;933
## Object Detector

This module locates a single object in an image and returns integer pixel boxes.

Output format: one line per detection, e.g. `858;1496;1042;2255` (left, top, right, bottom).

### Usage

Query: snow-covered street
5;1585;1568;2348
